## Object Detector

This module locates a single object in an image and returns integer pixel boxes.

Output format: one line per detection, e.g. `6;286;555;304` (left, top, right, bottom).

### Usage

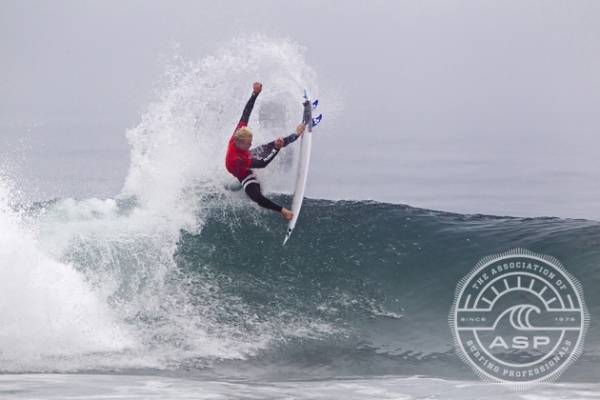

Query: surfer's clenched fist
253;82;262;94
274;137;284;149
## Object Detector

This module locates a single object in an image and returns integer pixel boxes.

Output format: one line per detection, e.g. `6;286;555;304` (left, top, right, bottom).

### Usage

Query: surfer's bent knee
243;181;283;213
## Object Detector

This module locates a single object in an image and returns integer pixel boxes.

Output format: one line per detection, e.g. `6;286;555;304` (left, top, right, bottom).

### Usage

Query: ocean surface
0;36;598;399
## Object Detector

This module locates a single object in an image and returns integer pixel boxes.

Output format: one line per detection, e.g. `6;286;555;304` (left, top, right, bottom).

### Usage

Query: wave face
3;193;599;379
178;198;600;380
0;36;597;383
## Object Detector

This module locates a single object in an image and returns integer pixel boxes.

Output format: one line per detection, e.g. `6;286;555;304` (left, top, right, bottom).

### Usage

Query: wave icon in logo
449;248;589;388
504;304;540;330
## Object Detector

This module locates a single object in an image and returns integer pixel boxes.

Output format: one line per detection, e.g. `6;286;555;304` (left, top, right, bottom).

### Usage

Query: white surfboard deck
283;91;313;245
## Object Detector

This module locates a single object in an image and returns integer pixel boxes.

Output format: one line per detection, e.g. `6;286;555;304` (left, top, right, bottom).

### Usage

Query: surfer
226;82;306;220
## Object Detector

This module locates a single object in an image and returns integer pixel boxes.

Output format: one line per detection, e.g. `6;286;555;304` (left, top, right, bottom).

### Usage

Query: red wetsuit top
225;135;251;179
225;91;258;180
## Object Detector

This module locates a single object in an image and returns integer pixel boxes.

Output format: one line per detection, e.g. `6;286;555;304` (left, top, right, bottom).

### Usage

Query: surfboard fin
283;232;291;246
312;114;322;128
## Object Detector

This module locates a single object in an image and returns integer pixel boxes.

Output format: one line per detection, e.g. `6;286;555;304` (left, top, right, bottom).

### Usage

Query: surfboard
283;91;316;245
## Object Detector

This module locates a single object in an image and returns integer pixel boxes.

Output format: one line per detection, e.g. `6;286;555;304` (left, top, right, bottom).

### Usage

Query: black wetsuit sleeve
249;143;279;168
283;133;298;146
237;92;259;128
248;133;298;169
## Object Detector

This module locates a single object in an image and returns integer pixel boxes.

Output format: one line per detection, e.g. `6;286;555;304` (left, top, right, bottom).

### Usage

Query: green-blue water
174;198;600;381
2;197;599;398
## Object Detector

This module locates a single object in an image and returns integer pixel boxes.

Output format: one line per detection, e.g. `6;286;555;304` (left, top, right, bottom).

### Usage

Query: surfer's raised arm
236;82;262;131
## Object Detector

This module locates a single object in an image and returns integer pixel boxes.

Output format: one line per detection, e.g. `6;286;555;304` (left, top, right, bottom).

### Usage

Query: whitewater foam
0;35;338;372
0;178;133;372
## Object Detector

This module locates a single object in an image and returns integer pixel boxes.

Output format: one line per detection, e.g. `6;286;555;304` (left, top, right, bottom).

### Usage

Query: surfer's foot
281;208;293;220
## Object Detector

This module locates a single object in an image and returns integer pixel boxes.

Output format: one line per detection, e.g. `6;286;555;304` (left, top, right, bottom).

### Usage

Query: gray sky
1;1;599;219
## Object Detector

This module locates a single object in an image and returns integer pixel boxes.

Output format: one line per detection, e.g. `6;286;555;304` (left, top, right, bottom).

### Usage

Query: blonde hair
234;126;253;145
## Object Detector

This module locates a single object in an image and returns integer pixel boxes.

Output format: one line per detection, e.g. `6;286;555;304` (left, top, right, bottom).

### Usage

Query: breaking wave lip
0;34;345;373
0;179;134;372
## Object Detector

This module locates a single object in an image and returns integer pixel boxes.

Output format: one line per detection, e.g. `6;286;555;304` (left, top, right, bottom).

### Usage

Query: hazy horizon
1;0;599;220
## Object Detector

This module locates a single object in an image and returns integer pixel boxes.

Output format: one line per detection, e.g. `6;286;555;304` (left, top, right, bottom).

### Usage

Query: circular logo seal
449;248;589;388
